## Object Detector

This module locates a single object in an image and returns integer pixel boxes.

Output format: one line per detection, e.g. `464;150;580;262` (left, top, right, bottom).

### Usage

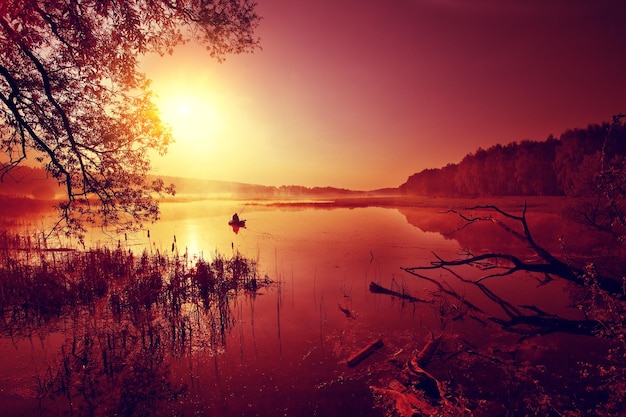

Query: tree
559;116;626;237
554;123;610;195
0;0;260;236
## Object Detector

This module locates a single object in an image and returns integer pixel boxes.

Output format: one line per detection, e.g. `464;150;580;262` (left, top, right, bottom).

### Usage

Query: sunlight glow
144;56;269;183
157;93;221;147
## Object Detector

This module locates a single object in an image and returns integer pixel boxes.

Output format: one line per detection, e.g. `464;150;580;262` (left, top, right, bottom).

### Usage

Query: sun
177;103;191;116
156;93;221;147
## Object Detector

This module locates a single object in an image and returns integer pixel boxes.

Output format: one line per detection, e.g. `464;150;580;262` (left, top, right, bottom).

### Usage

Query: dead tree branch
401;205;622;336
409;205;622;295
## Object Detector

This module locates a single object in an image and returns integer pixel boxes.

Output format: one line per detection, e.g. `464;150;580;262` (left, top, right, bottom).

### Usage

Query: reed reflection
0;231;270;416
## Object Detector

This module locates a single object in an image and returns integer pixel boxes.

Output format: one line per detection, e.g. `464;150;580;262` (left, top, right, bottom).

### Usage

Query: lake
0;197;609;416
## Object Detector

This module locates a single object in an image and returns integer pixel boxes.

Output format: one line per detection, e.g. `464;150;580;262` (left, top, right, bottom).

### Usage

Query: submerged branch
418;205;622;295
369;281;430;303
402;204;625;336
404;265;599;336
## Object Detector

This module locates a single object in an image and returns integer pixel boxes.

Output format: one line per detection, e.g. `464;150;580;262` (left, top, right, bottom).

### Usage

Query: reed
0;230;272;416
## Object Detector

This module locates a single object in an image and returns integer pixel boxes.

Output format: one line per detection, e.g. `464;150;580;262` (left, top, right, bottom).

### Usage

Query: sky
142;0;626;190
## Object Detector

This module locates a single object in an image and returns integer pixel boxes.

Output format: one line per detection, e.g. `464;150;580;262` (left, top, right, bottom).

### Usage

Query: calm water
0;198;588;416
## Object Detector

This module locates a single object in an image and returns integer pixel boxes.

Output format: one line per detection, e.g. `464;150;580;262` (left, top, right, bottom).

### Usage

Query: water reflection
1;198;614;416
397;203;626;279
0;238;266;416
3;202;446;416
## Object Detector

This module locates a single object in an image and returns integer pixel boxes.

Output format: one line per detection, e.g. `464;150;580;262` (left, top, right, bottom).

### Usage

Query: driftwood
371;382;439;417
406;361;442;400
347;338;384;367
412;334;442;368
337;304;355;319
405;334;445;400
371;334;470;416
369;282;429;303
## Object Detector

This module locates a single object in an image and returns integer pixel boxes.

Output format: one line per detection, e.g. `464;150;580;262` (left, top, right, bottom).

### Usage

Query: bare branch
401;204;623;337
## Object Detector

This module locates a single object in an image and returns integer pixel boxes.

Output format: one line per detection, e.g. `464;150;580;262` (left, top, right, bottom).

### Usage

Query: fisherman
232;213;240;223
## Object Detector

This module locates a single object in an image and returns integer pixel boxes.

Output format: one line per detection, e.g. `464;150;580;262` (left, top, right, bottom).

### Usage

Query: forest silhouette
400;120;626;197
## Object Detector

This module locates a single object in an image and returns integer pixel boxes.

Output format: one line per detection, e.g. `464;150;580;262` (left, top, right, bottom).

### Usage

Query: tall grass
0;230;271;416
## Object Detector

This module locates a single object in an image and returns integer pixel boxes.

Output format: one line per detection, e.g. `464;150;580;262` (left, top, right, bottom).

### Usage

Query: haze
142;0;626;190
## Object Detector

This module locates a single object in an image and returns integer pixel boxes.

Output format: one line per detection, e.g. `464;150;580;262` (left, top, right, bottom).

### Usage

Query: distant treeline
238;184;360;198
159;175;363;198
0;166;362;200
400;121;626;197
0;164;60;199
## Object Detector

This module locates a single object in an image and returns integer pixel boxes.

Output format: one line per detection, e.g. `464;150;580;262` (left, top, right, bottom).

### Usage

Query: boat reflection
228;213;247;234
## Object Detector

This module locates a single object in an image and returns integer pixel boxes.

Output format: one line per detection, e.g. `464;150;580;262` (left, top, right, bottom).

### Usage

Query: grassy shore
0;228;271;416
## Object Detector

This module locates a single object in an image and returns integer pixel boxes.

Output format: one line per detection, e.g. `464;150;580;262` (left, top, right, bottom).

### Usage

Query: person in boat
232;213;240;223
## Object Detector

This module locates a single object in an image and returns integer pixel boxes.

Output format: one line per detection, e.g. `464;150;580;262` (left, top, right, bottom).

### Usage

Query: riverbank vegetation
0;231;269;416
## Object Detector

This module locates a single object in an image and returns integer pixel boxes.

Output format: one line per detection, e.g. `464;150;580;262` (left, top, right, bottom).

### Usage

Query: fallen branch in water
338;303;355;319
412;333;443;368
347;338;384;367
407;266;599;336
369;281;430;303
406;204;623;295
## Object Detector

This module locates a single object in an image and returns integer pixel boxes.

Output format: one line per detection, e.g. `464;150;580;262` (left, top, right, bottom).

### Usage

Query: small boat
229;213;246;234
228;219;246;228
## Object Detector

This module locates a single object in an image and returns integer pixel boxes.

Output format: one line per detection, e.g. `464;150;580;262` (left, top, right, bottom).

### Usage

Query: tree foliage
400;117;626;199
0;0;260;236
563;115;626;236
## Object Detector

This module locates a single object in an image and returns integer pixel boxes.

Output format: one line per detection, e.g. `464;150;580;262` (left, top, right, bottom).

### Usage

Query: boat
228;219;246;228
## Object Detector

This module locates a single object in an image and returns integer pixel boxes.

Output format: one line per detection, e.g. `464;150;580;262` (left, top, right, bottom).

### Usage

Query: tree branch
0;65;72;197
400;205;624;336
